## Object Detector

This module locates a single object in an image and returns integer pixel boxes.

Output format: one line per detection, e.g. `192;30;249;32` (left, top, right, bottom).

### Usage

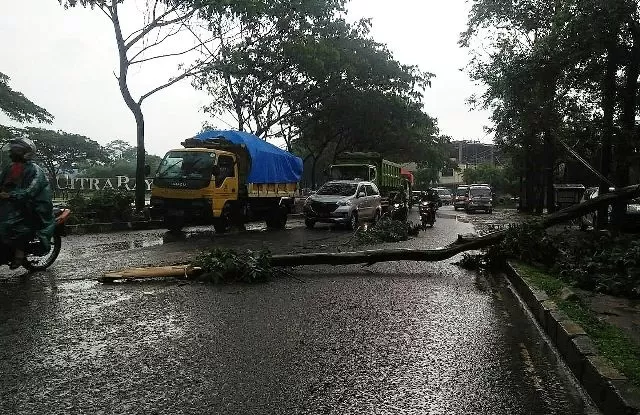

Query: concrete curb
66;213;306;235
505;262;640;415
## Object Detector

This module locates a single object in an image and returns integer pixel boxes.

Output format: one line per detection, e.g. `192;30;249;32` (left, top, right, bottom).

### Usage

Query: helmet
10;137;36;153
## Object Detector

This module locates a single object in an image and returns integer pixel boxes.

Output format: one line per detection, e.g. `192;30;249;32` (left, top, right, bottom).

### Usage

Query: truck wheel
213;218;231;234
266;208;287;230
164;216;184;232
305;219;316;229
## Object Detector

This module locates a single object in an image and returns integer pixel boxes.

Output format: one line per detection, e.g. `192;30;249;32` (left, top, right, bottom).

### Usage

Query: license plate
167;209;184;217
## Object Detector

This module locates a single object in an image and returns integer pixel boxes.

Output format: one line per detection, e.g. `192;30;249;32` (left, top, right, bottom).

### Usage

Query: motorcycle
0;208;71;271
419;200;436;228
389;201;408;222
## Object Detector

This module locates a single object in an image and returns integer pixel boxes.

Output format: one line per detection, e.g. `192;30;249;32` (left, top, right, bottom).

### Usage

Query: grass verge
513;261;640;386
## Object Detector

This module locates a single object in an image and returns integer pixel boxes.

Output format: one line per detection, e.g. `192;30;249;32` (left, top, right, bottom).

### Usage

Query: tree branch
130;37;215;65
124;1;196;50
128;24;187;63
138;60;212;104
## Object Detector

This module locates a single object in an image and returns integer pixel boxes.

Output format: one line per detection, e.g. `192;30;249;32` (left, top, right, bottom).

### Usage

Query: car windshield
156;151;214;179
330;165;371;181
470;187;491;197
437;189;450;196
317;183;358;196
456;188;468;196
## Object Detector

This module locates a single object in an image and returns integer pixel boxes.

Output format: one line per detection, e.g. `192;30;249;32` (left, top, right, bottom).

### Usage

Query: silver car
304;180;382;230
465;185;493;213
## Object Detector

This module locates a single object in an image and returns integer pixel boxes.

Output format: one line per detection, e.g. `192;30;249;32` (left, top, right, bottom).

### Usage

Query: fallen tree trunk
100;185;640;280
270;231;505;266
270;185;640;267
540;184;640;227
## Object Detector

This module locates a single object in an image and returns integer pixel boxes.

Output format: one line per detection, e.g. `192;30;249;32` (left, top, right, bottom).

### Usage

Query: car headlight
337;199;351;206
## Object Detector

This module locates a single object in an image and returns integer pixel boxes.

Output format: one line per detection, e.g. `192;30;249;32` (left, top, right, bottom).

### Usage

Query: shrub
63;189;134;223
85;188;134;222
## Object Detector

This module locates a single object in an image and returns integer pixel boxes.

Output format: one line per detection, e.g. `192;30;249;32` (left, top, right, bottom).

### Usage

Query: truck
328;152;412;213
149;130;303;232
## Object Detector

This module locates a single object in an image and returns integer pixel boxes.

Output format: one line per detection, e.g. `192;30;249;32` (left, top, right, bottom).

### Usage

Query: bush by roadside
63;189;136;224
465;222;640;299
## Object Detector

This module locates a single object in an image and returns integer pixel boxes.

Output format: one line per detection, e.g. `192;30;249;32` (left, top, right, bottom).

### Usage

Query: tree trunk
105;185;640;277
523;133;537;213
134;110;146;210
598;36;619;228
311;156;318;190
541;63;558;214
544;129;556;213
110;3;146;210
613;20;640;225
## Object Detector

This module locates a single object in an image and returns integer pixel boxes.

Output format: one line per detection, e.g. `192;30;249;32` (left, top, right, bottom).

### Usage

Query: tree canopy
462;0;640;219
194;2;440;188
0;72;53;125
17;127;106;180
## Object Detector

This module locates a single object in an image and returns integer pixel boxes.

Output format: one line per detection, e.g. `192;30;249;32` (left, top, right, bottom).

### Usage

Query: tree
20;127;107;181
197;8;433;150
0;72;53;125
81;139;162;178
290;89;439;189
196;0;346;142
462;163;518;195
104;139;135;162
60;0;220;209
462;0;640;221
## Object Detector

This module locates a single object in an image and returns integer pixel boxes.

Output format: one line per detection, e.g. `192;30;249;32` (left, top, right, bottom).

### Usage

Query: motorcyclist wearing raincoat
0;138;55;269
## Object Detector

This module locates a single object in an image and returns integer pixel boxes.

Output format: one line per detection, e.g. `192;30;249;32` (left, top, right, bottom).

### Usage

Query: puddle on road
94;239;162;252
57;219;305;261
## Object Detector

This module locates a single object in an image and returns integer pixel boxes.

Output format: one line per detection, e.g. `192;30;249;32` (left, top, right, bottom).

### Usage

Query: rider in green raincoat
0;138;55;269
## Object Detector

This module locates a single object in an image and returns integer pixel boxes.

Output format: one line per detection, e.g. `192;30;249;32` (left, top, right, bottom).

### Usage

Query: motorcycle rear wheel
24;234;62;272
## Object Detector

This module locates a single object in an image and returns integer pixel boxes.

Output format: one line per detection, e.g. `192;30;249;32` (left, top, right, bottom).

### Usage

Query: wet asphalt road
0;208;599;414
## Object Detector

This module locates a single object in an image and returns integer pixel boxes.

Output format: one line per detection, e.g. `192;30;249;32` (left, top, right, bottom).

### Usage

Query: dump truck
328;152;411;212
150;130;303;232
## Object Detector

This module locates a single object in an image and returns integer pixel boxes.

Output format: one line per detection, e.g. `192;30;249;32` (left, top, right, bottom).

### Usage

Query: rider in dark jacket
0;138;55;269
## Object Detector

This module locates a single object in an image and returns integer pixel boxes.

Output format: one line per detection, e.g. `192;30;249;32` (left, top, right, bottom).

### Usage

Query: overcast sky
0;0;492;157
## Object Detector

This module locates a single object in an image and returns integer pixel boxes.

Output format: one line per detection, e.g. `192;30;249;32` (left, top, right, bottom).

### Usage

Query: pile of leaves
463;222;640;298
554;233;640;297
354;217;421;245
193;248;274;284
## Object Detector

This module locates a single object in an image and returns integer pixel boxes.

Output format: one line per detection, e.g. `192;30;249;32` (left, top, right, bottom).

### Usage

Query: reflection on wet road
0;213;599;414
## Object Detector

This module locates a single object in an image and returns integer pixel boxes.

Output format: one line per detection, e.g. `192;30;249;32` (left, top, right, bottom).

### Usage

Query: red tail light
55;209;72;225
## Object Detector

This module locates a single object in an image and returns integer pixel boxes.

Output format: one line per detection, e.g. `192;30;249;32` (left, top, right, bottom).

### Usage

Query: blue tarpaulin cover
193;130;303;184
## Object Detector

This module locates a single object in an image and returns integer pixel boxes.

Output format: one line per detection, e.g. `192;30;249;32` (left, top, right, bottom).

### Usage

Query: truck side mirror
212;165;221;177
144;164;151;176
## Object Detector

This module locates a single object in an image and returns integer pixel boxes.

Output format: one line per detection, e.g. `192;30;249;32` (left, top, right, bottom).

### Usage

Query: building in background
440;140;499;187
400;140;500;189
